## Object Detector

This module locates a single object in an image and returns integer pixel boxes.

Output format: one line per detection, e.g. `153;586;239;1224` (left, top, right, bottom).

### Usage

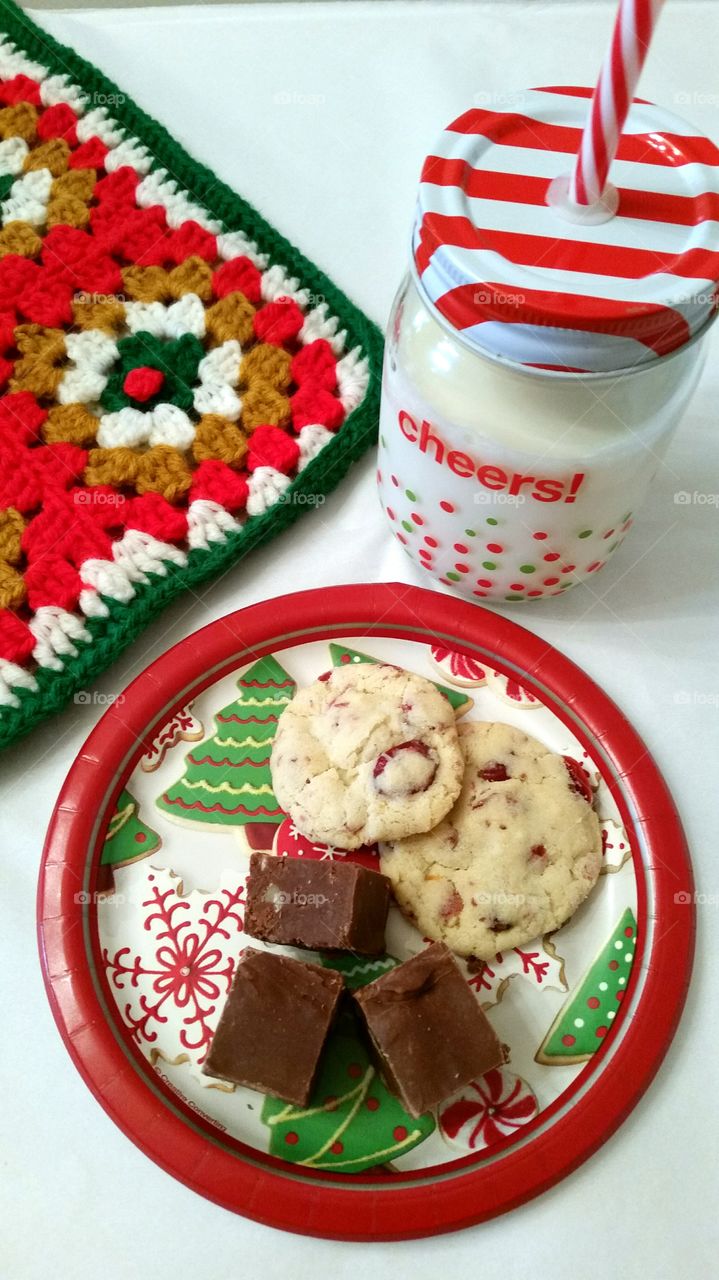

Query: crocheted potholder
0;3;382;748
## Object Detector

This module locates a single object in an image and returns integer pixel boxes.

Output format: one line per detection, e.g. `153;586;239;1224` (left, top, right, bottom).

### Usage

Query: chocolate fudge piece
244;851;391;954
202;947;343;1105
352;941;504;1117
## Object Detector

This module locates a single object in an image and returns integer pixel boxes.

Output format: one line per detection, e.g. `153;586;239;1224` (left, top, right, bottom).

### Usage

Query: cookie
270;663;464;848
379;721;602;959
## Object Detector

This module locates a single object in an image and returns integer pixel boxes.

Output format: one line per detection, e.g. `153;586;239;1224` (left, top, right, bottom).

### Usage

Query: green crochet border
0;0;383;751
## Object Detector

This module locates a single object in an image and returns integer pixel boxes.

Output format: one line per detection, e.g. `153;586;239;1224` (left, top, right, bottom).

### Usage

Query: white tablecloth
5;3;718;1275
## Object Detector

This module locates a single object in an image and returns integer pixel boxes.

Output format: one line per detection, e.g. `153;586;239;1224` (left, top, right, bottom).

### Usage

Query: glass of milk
377;88;719;602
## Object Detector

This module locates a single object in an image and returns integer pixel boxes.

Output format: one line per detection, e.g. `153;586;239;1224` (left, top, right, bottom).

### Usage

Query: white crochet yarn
299;302;346;354
1;167;52;227
124;302;167;340
335;347;370;413
38;72;86;112
58;331;119;406
104;138;153;175
135;170;221;234
297;423;334;470
29;607;91;672
260;264;309;308
0;658;38;710
246;466;291;517
186;499;242;551
112;529;187;584
0;38;47;83
75;107;124;148
125;294;205;341
97;404;196;450
217;230;269;271
0;136;29;177
192;340;242;418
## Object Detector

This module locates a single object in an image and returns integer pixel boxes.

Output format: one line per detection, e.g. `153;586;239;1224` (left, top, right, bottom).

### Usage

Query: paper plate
37;583;694;1239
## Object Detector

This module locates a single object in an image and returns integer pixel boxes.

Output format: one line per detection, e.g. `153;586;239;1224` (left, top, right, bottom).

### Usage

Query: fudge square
353;941;504;1117
202;948;343;1105
244;851;391;954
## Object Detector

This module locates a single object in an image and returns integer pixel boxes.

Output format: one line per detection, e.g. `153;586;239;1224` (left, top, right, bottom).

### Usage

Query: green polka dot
380;435;387;448
505;594;524;601
608;541;619;553
578;529;592;539
405;489;418;502
446;571;461;582
482;560;497;571
486;517;499;526
621;511;632;522
464;529;477;538
401;520;414;533
519;564;535;574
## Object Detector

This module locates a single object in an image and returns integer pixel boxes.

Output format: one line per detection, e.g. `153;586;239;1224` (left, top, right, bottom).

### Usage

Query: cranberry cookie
379;721;602;958
270;664;464;848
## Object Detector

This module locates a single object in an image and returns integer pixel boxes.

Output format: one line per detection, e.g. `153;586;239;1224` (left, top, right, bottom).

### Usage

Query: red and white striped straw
569;0;665;207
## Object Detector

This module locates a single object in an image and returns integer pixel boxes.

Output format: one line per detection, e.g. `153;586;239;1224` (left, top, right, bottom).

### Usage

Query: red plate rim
37;582;695;1240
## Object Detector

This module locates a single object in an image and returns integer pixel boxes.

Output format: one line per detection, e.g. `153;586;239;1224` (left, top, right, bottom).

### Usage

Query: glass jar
377;271;710;602
376;87;719;602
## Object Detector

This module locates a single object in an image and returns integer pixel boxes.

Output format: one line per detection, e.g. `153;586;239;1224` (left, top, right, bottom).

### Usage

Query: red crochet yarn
189;461;249;512
212;256;262;303
0;392;47;444
253;297;304;345
291;339;338;390
123;366;165;402
246;424;300;475
0;610;35;663
69;136;109;170
290;385;345;433
126;493;189;543
36;101;78;144
24;558;83;612
0;74;41;106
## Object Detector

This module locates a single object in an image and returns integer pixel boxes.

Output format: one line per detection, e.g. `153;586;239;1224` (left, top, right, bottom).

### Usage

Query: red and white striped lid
412;86;719;372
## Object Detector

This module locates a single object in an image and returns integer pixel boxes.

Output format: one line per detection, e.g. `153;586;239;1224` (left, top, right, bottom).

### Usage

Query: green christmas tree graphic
157;655;295;830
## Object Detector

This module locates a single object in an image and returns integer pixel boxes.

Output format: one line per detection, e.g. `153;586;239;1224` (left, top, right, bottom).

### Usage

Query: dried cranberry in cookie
271;663;463;848
379;720;602;959
373;740;438;797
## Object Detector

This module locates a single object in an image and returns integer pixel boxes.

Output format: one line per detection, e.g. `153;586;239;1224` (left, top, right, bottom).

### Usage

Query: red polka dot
527;589;543;597
561;1034;576;1047
624;926;633;937
135;832;147;844
376;470;382;484
486;542;503;554
330;1141;344;1154
340;654;350;664
419;549;432;561
509;583;525;592
411;512;424;525
544;552;560;562
365;1097;380;1112
473;590;488;597
393;1126;408;1142
603;529;615;539
587;996;600;1009
396;532;407;545
285;1132;299;1145
609;959;619;970
454;563;470;574
391;475;399;487
386;507;396;521
533;531;548;540
347;1063;363;1079
543;576;560;586
454;542;469;554
587;560;601;572
616;990;624;1002
440;500;455;513
424;535;438;548
476;578;493;588
562;564;576;573
595;1025;608;1039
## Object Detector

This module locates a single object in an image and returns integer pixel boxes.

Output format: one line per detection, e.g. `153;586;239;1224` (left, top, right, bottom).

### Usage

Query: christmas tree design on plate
98;790;162;893
328;642;472;716
535;907;637;1065
156;655;295;833
261;954;434;1171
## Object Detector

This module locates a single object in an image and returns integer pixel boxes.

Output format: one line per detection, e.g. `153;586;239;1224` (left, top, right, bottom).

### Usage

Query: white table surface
4;2;718;1275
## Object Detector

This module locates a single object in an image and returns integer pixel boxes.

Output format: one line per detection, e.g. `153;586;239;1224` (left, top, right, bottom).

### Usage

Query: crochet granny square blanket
0;1;382;748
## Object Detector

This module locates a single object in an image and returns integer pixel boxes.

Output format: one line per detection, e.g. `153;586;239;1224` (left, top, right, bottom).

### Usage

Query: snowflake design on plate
101;866;246;1085
463;934;567;1009
429;644;488;687
272;814;380;871
439;1068;538;1152
600;819;632;874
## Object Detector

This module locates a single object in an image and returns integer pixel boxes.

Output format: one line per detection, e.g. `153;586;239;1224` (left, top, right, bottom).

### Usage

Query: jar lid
412;87;719;372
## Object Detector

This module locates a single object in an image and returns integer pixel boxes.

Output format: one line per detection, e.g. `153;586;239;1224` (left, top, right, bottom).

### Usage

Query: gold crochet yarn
43;403;99;447
192;415;248;466
0;221;42;258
